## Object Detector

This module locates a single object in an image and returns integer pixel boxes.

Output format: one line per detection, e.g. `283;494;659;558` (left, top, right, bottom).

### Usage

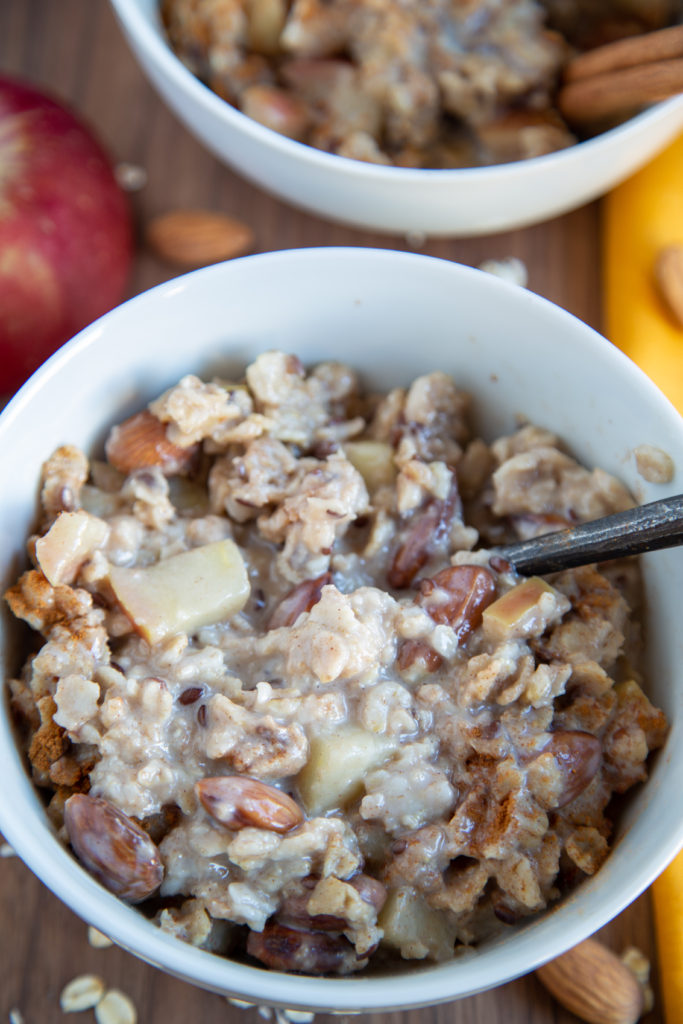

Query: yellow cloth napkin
604;131;683;1024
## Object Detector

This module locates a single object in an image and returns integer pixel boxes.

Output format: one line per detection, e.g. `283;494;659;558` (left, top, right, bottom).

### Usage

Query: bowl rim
2;247;683;1010
109;0;683;183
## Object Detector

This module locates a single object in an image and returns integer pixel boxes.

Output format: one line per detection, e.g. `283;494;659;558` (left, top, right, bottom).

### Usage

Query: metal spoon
494;494;683;575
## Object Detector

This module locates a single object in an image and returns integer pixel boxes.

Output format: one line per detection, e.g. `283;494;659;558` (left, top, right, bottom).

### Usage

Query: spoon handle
495;494;683;575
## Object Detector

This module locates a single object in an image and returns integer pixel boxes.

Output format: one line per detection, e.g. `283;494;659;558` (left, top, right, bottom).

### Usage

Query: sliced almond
654;244;683;329
105;410;197;476
196;776;304;832
146;209;254;268
536;937;644;1024
59;974;107;1013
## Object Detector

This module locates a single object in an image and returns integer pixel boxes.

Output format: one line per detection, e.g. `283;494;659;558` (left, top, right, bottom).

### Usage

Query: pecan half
64;794;164;902
247;923;366;975
277;889;346;932
349;873;387;914
196;776;304;833
278;873;387;932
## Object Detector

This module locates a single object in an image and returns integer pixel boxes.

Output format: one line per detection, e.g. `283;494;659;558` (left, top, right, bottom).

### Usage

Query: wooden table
0;2;659;1021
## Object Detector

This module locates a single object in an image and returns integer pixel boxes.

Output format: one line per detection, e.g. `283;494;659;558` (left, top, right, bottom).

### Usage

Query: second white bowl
109;0;683;236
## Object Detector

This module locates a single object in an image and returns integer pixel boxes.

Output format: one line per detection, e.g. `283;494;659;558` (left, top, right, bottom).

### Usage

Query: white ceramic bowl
108;0;683;237
1;248;682;1010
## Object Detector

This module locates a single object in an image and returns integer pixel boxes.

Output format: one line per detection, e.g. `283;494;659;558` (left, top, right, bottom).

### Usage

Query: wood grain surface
0;2;659;1022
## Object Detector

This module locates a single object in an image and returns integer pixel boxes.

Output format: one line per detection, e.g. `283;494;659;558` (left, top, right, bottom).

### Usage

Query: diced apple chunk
297;726;396;816
343;441;396;491
35;511;109;586
379;887;457;961
482;576;563;640
108;539;250;644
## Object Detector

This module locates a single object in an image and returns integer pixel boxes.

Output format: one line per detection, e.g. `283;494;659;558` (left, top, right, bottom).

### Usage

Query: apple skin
0;75;133;394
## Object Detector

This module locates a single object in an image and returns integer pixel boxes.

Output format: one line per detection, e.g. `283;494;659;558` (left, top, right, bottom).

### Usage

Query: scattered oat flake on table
275;1011;315;1024
59;974;106;1012
0;841;16;857
88;925;114;948
114;163;148;192
404;231;426;250
94;990;137;1024
621;946;654;1013
478;257;528;288
620;945;651;985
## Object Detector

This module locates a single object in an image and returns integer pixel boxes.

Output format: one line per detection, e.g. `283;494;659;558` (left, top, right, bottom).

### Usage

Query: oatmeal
5;352;667;975
160;0;679;169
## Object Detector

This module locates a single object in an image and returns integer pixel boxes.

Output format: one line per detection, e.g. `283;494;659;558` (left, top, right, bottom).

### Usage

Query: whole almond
196;776;304;832
240;84;308;139
267;572;332;630
418;564;497;638
654;244;683;329
536;937;644;1024
146;209;254;268
105;409;197;475
64;794;164;903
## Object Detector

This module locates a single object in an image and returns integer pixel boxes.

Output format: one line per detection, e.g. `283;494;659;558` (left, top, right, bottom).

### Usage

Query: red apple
0;75;133;394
